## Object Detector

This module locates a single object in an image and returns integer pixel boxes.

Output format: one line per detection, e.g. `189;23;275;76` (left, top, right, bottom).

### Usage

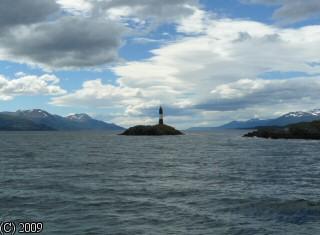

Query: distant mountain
218;118;271;129
187;109;320;130
186;119;270;131
186;127;218;132
0;114;53;131
65;113;124;130
66;113;92;122
267;110;320;126
0;109;124;131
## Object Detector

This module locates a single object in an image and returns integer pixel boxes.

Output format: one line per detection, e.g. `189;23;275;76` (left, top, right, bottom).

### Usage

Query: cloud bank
1;17;124;69
0;74;65;101
51;15;320;127
2;1;320;127
0;0;200;70
0;0;59;30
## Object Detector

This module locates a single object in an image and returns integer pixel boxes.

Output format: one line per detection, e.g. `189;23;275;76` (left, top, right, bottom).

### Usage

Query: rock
243;120;320;140
121;124;184;136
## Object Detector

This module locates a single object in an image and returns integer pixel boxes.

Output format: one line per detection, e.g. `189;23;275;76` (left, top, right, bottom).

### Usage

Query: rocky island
121;106;184;136
121;124;183;135
244;120;320;140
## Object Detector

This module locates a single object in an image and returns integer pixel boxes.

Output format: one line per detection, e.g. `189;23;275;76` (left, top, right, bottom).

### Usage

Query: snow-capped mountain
66;113;123;130
16;109;51;118
187;109;320;130
0;109;124;131
281;109;320;118
282;111;308;118
310;109;320;116
270;110;320;127
66;113;92;122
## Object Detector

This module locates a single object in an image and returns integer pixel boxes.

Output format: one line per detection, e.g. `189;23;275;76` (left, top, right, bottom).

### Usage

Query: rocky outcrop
244;120;320;140
121;124;183;136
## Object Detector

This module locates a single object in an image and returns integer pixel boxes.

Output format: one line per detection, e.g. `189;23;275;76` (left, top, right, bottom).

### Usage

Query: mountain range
0;109;124;131
3;108;320;132
187;109;320;131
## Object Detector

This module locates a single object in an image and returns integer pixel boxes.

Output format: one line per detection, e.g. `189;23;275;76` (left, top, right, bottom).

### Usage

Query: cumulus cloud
242;0;320;24
0;74;66;101
0;0;59;30
0;0;124;69
0;0;200;70
50;16;320;127
196;77;320;111
2;0;320;127
55;0;199;20
50;79;142;108
91;0;200;22
0;17;125;69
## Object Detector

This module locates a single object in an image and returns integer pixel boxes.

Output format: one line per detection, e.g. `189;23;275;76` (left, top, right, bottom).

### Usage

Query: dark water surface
1;131;320;234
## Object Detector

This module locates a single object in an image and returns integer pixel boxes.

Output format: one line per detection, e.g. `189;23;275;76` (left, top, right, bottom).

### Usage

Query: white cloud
1;1;318;127
206;77;320;110
177;6;210;34
0;0;200;70
50;79;142;108
57;0;92;14
56;0;200;21
95;0;200;23
0;74;66;101
14;72;27;78
50;14;320;127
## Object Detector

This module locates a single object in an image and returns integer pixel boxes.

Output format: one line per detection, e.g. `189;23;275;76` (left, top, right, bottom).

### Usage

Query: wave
219;197;320;224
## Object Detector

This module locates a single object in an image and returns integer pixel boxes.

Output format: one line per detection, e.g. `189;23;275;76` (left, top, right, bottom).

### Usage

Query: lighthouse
159;106;164;125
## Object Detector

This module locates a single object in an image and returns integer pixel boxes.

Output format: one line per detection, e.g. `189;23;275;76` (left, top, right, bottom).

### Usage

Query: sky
1;0;320;128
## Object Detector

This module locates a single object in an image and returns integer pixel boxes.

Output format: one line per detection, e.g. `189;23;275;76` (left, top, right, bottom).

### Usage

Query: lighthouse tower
159;106;164;125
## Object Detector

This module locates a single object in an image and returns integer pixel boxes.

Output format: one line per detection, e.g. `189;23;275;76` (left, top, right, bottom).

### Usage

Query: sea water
0;130;320;234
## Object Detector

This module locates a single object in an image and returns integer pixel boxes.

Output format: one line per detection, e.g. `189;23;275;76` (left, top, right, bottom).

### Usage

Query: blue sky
1;0;320;128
